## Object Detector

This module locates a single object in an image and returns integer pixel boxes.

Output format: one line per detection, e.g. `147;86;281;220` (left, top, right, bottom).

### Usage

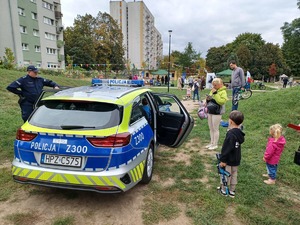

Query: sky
61;0;299;57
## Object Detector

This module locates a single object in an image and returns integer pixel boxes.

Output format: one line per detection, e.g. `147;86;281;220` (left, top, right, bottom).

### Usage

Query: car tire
140;144;154;184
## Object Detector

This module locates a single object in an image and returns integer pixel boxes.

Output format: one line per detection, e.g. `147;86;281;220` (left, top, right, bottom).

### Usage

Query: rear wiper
60;125;96;130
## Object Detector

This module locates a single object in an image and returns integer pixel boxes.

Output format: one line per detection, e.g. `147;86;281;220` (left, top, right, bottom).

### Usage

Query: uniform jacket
7;74;58;104
220;128;245;166
264;136;286;165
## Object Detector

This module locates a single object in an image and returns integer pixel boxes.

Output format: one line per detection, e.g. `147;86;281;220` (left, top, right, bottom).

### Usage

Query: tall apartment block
110;0;163;70
0;0;65;69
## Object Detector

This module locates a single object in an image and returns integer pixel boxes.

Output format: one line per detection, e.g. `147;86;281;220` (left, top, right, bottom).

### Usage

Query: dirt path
0;100;201;225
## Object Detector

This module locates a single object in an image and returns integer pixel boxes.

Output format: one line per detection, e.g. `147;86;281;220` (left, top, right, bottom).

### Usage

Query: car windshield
29;100;122;130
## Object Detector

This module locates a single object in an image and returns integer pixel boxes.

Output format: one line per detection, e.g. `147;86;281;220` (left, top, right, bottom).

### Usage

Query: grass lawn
0;68;299;225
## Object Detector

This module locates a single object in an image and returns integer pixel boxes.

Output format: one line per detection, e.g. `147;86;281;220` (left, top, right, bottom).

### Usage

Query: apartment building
110;0;163;70
0;0;65;69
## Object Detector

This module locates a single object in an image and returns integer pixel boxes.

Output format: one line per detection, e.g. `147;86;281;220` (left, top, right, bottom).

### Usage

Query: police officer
7;65;59;122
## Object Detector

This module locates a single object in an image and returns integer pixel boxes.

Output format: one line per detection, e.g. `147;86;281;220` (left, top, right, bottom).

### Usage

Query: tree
206;46;229;72
255;43;288;80
94;12;125;71
206;32;288;79
268;63;277;82
177;42;201;74
3;48;15;70
281;18;300;76
64;12;125;72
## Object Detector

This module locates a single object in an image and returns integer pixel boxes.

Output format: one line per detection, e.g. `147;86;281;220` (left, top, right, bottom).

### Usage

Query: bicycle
251;82;266;90
232;88;252;105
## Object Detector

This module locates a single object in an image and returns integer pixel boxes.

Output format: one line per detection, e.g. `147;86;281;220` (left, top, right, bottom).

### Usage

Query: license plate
41;154;82;168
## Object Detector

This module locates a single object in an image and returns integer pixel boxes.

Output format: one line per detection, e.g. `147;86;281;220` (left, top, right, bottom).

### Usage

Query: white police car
12;79;194;193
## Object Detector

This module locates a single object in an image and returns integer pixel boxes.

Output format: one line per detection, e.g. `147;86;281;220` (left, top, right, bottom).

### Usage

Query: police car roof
45;85;150;104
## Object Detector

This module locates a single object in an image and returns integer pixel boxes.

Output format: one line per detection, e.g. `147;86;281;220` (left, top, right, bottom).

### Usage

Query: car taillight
16;128;37;141
87;132;131;147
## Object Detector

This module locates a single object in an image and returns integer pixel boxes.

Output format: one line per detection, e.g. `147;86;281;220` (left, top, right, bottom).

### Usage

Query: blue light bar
92;78;144;87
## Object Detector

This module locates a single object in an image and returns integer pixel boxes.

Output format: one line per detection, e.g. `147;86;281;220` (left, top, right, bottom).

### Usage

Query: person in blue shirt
7;65;59;122
142;98;152;124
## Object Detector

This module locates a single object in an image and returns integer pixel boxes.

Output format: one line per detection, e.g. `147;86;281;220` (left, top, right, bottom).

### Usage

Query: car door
149;93;194;148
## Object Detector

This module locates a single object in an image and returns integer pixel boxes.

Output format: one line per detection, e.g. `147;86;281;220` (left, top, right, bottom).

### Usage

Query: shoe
205;144;212;148
264;179;276;185
262;174;269;177
229;191;235;198
217;187;228;196
208;145;218;150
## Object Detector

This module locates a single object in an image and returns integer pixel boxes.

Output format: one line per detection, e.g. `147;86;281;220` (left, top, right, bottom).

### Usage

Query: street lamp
167;30;172;93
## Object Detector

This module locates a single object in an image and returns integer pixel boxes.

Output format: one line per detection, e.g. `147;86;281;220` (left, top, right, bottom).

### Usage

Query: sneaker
229;191;235;198
205;144;212;148
264;179;276;185
262;174;269;177
208;145;218;150
217;187;228;196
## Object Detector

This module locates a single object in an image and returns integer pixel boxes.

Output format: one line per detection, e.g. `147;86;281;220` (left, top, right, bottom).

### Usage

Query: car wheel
141;144;154;184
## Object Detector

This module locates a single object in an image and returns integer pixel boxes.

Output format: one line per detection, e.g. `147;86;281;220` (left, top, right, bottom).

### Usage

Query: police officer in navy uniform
7;65;59;122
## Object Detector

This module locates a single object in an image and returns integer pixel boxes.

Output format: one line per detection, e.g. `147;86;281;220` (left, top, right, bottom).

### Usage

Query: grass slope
0;68;299;224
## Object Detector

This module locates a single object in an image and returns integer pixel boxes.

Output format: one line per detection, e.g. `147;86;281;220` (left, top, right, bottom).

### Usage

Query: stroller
216;153;231;196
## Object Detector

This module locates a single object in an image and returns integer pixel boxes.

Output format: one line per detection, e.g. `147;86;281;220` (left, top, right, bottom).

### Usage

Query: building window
18;8;25;16
33;29;39;36
47;63;58;68
46;48;56;55
22;43;29;50
32;12;37;20
45;32;56;40
42;1;53;10
44;17;54;25
20;26;27;34
35;46;41;52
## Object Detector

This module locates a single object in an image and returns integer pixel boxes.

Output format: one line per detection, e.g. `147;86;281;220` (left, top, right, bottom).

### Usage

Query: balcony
55;11;63;19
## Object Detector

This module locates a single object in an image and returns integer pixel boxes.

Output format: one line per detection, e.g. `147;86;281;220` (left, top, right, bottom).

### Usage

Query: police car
12;79;194;193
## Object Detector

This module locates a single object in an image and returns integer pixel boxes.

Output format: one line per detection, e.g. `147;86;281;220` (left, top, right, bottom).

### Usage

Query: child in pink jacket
263;124;286;185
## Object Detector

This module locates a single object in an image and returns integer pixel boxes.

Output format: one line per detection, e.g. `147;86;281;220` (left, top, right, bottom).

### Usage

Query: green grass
0;68;300;224
145;84;300;224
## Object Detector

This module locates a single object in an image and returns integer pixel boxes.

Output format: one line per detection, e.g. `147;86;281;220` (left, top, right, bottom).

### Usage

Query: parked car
12;79;194;193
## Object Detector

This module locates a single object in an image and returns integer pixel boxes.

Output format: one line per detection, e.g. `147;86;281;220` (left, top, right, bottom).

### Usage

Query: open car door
150;93;194;148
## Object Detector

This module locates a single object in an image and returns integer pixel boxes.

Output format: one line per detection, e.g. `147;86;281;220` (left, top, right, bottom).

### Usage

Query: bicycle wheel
241;89;252;99
260;85;266;90
232;93;239;105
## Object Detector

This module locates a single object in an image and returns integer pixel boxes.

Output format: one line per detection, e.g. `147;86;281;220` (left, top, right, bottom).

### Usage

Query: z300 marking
134;132;144;146
66;145;88;154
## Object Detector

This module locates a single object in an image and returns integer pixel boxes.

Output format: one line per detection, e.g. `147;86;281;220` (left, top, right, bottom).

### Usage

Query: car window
29;100;123;130
130;101;144;125
156;96;180;113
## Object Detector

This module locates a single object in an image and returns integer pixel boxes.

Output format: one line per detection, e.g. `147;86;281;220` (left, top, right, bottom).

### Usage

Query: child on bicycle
263;124;286;185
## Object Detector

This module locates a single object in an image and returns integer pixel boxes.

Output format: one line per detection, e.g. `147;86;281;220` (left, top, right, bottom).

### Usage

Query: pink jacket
264;136;286;165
